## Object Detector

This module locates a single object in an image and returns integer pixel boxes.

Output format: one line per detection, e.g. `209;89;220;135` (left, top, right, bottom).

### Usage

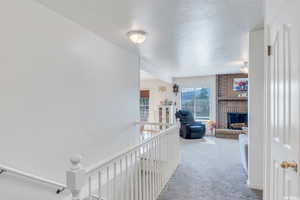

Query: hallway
158;137;262;200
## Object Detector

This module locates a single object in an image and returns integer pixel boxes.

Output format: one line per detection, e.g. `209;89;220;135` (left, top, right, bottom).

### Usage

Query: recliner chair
175;110;206;139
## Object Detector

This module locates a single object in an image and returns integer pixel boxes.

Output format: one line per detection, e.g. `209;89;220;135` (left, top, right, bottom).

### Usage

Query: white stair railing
66;124;180;200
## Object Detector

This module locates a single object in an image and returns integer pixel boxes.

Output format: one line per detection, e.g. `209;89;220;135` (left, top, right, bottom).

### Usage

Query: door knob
281;161;298;172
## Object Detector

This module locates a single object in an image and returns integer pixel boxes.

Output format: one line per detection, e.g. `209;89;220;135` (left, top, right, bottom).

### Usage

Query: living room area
140;72;249;139
139;70;263;200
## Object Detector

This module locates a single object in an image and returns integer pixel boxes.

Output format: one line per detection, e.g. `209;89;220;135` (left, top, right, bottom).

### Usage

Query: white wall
248;28;264;190
173;75;217;121
0;1;139;199
140;79;176;122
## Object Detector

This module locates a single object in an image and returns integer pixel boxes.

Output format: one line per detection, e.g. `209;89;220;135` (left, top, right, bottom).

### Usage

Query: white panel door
266;0;300;199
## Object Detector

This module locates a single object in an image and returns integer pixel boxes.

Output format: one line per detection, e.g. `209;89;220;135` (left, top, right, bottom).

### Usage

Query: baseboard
247;181;263;190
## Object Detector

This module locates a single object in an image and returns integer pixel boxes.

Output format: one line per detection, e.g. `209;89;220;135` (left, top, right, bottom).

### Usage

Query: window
181;88;210;120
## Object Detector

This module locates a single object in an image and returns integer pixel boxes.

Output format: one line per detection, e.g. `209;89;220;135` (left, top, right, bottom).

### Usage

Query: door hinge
267;45;272;56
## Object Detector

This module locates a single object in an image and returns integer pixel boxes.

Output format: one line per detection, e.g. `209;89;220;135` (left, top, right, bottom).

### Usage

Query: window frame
180;87;210;121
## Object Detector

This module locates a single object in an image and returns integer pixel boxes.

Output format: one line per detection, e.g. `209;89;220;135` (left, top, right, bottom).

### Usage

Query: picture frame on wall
233;78;248;91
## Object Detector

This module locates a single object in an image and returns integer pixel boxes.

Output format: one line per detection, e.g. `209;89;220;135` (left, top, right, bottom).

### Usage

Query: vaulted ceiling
36;0;263;81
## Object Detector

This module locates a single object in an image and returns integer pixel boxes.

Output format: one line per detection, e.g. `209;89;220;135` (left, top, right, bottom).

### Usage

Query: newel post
66;155;86;200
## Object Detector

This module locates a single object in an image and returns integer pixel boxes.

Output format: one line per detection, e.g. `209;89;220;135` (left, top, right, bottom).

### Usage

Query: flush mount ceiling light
127;30;147;44
240;61;249;74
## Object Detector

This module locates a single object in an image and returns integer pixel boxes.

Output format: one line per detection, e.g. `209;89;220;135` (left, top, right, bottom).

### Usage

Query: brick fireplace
215;74;248;138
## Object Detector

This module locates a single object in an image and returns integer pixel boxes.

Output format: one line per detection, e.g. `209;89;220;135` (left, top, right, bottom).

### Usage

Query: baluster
156;137;161;196
66;155;85;200
162;135;165;186
167;132;170;179
171;132;174;167
160;135;163;189
166;133;168;180
156;138;159;198
154;138;159;198
138;148;142;200
106;166;110;200
146;143;149;200
150;141;153;200
149;141;153;200
148;143;151;200
170;133;173;176
142;145;146;200
159;135;162;189
175;127;179;164
176;132;179;162
173;132;175;162
171;133;177;170
118;158;124;200
146;143;150;200
127;155;131;200
152;140;155;200
134;150;138;200
175;130;178;163
130;152;134;200
113;162;117;200
125;155;128;200
88;176;92;199
98;171;102;200
166;133;169;179
148;143;152;200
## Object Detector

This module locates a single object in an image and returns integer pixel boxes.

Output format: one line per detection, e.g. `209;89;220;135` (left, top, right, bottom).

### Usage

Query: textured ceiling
36;0;263;81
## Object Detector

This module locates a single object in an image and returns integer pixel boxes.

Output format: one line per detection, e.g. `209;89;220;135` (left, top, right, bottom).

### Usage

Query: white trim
263;25;271;200
248;27;265;192
248;182;264;190
284;197;300;200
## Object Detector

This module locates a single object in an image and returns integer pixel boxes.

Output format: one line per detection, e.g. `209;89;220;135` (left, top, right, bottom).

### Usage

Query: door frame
263;25;271;200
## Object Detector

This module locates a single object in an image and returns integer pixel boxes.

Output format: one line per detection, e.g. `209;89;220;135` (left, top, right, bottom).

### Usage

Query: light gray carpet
158;137;262;200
